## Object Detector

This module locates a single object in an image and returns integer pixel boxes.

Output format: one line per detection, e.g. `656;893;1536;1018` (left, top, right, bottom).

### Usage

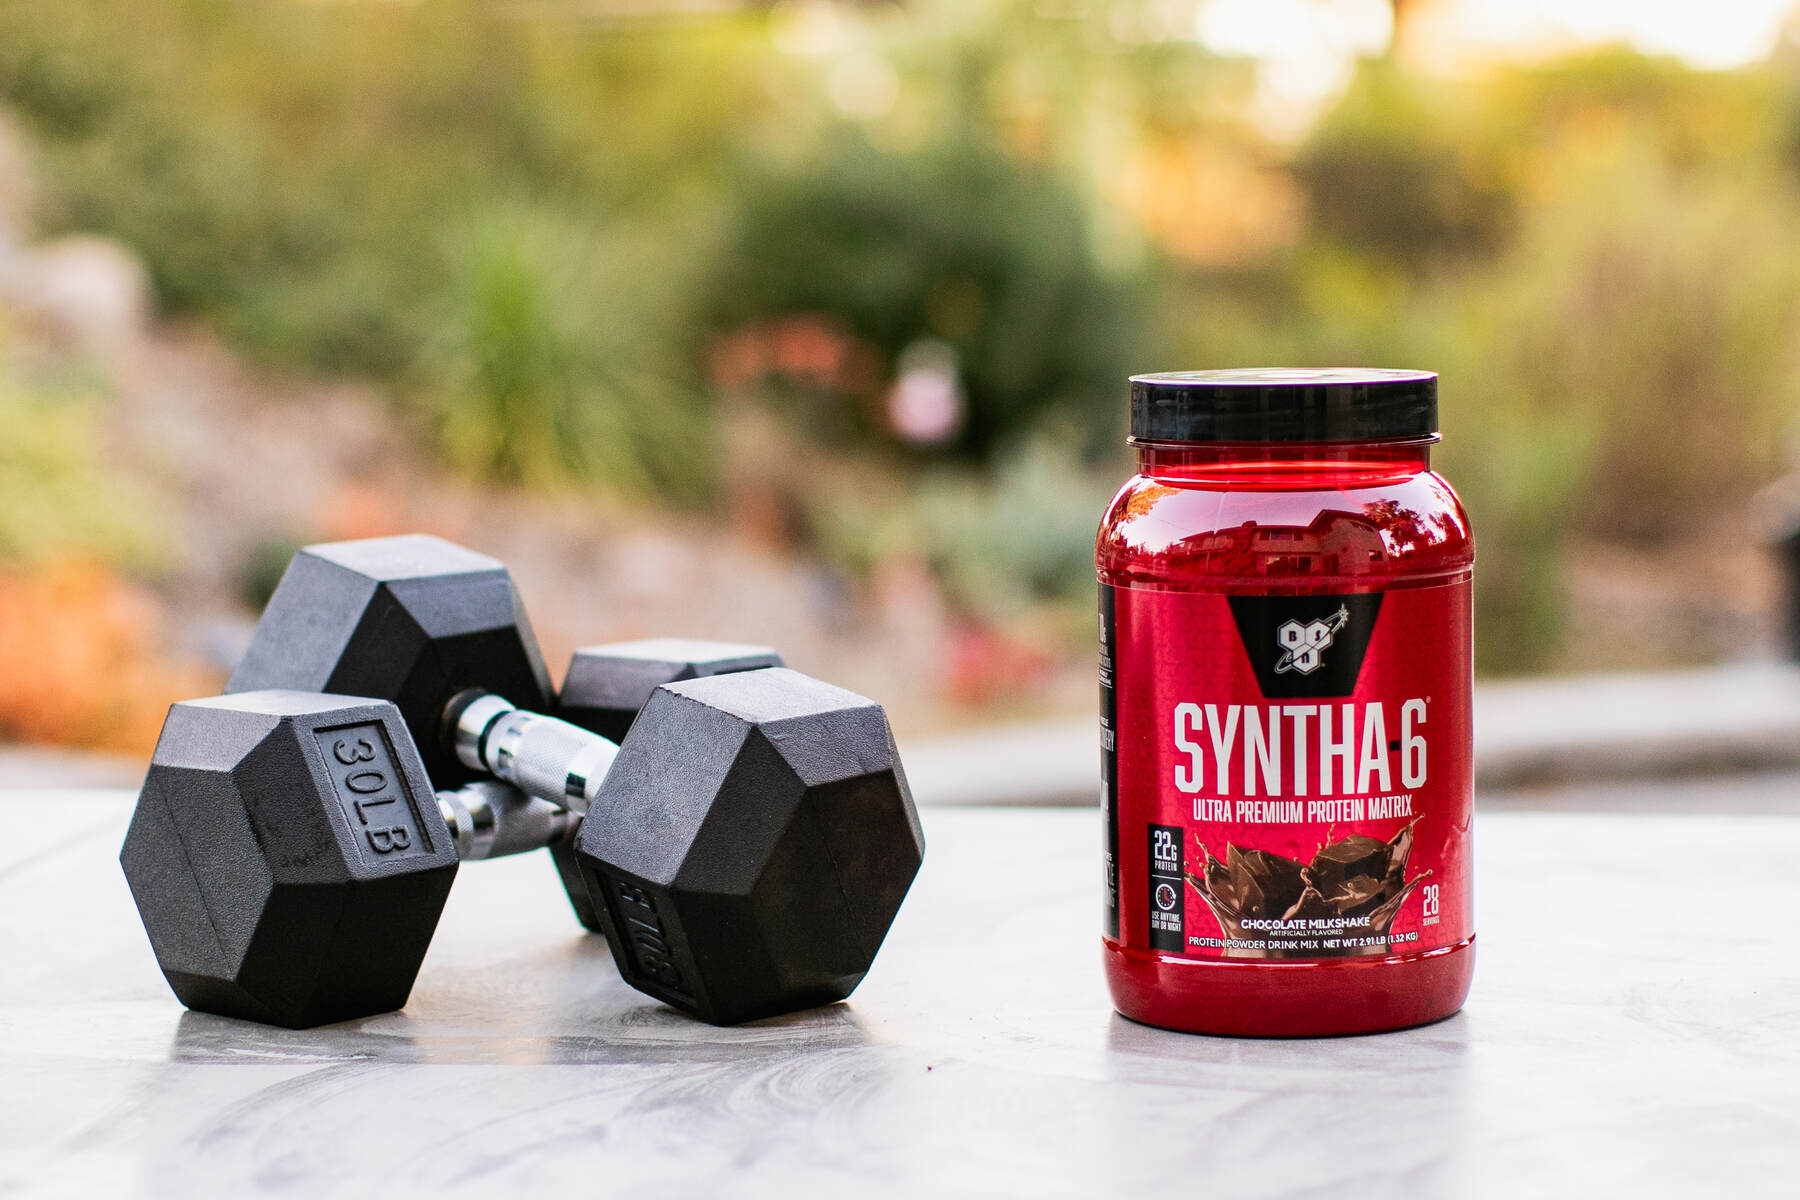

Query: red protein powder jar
1097;368;1474;1036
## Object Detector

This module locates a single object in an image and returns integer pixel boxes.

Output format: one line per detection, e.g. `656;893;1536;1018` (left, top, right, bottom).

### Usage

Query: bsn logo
1274;605;1349;676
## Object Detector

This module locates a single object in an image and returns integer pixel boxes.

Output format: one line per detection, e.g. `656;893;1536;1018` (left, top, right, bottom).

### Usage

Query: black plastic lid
1129;368;1437;443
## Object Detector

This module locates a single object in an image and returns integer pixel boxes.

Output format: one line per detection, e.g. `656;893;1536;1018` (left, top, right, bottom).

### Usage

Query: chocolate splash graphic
1186;821;1427;959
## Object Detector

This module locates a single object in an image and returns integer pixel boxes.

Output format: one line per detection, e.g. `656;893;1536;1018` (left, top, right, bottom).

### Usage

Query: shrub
424;204;708;498
709;129;1141;458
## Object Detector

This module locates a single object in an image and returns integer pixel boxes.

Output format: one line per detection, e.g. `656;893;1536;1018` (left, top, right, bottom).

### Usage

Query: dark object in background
1781;522;1800;661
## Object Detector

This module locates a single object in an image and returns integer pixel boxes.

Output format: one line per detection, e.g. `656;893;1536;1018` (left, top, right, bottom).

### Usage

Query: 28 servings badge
1102;582;1472;963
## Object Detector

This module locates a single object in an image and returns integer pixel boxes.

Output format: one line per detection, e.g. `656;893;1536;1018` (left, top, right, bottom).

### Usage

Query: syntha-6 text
1172;700;1427;796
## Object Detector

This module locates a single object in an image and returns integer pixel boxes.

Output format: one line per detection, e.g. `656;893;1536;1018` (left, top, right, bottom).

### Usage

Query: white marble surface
3;791;1797;1198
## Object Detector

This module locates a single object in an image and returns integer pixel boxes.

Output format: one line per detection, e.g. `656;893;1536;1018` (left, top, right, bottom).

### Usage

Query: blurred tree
709;127;1139;458
1473;144;1800;544
1293;61;1512;271
1175;45;1800;670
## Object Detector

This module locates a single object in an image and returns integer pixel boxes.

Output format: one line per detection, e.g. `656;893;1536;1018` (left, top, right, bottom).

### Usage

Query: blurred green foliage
238;532;308;615
715;128;1138;457
1296;62;1514;268
0;334;165;568
1155;49;1800;670
0;0;761;497
430;205;708;494
812;432;1116;619
6;2;1800;673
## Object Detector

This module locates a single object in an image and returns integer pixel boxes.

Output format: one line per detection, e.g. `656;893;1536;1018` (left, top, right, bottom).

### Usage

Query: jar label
1101;581;1472;960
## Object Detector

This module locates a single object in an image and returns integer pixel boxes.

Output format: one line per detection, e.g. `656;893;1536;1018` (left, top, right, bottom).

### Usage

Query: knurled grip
449;692;619;813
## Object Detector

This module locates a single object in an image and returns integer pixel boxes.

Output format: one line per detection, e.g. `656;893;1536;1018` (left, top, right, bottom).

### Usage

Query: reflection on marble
1;795;1796;1197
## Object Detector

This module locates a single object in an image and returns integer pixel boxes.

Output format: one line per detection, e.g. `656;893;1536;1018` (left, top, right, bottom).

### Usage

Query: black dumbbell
222;536;746;924
547;638;785;930
120;691;577;1028
123;667;923;1026
207;534;924;1024
558;638;787;744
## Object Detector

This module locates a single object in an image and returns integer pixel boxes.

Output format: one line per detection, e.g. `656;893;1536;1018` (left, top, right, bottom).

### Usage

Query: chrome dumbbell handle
435;780;579;862
446;691;620;815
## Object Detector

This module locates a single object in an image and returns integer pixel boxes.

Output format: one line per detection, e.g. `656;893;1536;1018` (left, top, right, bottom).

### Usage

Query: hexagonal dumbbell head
557;639;785;744
575;668;924;1025
550;638;784;931
225;534;553;788
119;692;458;1028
